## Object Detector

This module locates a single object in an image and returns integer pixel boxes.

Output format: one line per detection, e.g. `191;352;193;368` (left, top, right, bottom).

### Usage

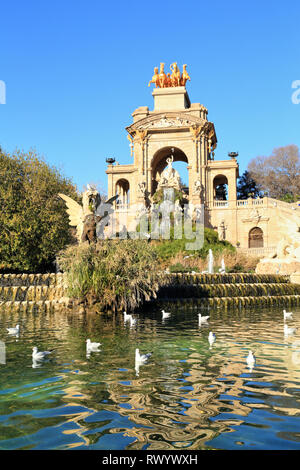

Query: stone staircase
0;273;70;312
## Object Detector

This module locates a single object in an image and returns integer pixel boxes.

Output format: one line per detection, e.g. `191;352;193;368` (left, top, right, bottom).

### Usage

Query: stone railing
237;246;277;258
210;197;300;211
213;201;229;207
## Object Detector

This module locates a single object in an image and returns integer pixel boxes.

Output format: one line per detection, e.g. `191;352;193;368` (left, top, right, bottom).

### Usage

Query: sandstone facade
106;85;300;257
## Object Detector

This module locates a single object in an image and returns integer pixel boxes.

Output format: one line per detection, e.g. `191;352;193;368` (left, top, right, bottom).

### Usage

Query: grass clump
58;239;162;312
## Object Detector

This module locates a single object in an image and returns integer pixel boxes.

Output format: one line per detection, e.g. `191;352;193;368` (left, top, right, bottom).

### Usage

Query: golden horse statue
158;62;167;88
170;62;181;87
181;64;191;86
148;66;159;87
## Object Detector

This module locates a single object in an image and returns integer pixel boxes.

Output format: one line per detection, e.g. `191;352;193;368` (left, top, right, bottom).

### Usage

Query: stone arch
213;174;228;201
115;178;130;208
249;226;264;248
151;146;189;196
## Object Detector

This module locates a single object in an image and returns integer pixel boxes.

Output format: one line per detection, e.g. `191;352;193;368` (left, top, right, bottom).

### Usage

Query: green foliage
169;263;199;273
279;193;300;203
0;148;79;272
152;227;235;261
57;239;161;312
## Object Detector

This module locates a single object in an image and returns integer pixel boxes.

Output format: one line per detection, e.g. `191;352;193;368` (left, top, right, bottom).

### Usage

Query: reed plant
58;239;162;312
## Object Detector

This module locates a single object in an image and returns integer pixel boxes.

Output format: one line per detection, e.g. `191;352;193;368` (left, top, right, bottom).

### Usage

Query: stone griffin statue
59;184;118;243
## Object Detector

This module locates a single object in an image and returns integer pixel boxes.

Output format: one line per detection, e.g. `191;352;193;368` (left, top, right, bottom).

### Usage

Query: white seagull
246;350;256;367
135;348;152;365
86;339;101;352
32;346;53;362
283;309;293;321
123;311;130;321
123;311;136;325
6;324;20;335
284;324;296;336
162;309;171;319
135;348;152;376
124;311;134;322
208;331;216;347
198;314;209;325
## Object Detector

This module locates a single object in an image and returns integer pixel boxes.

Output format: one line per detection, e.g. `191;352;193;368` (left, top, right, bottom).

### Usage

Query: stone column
228;170;237;207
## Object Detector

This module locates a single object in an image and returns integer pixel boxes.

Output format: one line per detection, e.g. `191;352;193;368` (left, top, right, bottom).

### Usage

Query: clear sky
1;0;299;193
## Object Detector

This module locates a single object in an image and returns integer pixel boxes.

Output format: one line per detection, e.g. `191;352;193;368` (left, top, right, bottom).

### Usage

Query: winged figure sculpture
59;185;118;243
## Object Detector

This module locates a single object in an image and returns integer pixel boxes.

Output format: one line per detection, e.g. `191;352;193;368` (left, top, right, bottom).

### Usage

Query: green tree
0;148;79;272
237;170;261;199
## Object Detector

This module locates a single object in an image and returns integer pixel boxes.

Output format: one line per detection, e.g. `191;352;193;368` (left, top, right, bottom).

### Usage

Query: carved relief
193;179;204;197
135;129;148;150
137;117;195;130
138;181;146;196
189;125;202;141
242;209;269;223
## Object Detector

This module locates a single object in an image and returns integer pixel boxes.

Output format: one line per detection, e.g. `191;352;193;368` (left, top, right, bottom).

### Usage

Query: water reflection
0;305;300;449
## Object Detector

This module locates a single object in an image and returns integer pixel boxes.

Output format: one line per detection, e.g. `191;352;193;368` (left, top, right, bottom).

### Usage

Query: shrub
151;227;235;261
57;239;162;312
169;263;199;273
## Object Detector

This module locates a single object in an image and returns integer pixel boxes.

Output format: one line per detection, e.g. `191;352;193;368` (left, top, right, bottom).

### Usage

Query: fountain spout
219;258;226;274
208;249;214;274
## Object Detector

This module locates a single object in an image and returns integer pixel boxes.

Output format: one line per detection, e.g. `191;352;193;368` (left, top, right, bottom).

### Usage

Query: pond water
1;304;300;450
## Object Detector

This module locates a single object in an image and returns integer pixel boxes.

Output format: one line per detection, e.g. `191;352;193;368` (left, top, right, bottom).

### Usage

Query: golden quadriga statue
148;62;190;88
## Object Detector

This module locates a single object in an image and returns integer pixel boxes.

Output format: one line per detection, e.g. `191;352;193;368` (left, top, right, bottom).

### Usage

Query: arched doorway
151;146;189;196
115;179;130;208
213;174;228;201
249;227;264;248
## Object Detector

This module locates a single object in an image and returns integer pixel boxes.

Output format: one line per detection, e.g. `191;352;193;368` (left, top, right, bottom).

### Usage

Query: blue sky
0;0;299;193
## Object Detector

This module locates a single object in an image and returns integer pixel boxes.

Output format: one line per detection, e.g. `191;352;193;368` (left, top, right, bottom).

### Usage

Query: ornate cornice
126;111;214;135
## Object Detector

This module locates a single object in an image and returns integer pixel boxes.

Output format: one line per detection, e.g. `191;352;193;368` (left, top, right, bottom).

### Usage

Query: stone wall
0;273;70;311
